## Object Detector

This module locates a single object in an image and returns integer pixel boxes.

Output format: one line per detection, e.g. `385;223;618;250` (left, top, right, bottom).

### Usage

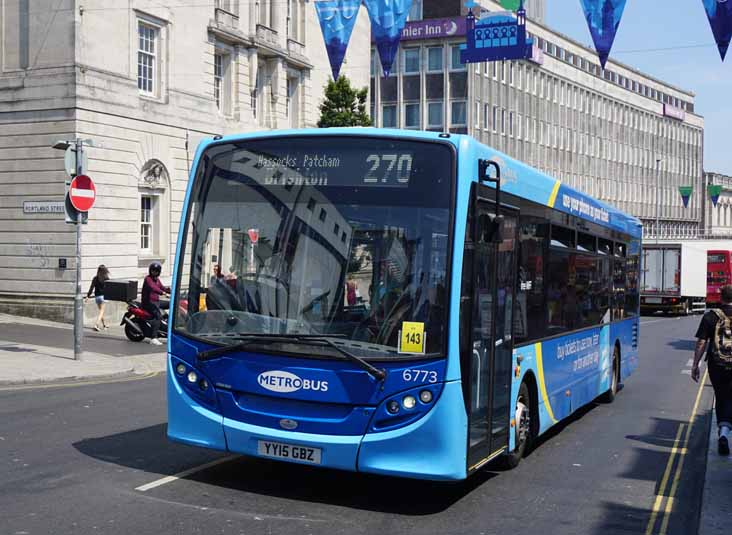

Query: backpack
710;309;732;369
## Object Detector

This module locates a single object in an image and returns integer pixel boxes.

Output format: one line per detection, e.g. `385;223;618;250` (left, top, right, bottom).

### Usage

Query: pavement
0;313;166;385
699;406;732;535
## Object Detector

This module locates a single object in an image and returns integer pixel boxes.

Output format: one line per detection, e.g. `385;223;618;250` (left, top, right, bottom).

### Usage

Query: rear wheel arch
519;371;540;441
600;342;621;403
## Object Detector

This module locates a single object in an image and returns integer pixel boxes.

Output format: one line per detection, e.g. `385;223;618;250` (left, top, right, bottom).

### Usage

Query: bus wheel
600;346;620;403
504;382;533;469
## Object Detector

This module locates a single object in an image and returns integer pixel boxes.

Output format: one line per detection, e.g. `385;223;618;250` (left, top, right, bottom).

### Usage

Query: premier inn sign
398;17;466;41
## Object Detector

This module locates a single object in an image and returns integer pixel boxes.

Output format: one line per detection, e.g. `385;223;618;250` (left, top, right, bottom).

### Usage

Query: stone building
0;0;371;322
702;172;732;237
372;0;705;240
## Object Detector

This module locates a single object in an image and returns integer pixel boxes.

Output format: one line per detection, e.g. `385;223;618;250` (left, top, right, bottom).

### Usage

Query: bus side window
625;242;640;317
515;218;547;343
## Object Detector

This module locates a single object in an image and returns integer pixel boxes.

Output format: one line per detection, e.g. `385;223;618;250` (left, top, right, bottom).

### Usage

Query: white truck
640;241;709;315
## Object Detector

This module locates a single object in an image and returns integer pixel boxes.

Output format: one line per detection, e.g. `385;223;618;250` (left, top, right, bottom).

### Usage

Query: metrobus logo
257;370;329;393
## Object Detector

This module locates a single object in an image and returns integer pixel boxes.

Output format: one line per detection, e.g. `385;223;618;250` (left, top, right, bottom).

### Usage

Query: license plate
257;440;322;464
645;297;662;304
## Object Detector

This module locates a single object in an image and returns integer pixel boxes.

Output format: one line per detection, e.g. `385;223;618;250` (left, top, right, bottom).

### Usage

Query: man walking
692;284;732;455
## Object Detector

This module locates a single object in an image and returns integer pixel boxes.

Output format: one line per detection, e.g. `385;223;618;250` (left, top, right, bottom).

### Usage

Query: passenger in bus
547;283;561;326
562;282;579;330
206;264;240;311
225;266;237;289
346;275;358;306
209;264;225;286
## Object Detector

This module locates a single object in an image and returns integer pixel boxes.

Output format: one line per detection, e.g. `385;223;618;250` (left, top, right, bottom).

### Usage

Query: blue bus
168;129;642;480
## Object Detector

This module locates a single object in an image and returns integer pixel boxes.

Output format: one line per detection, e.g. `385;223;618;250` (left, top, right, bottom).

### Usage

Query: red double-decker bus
707;250;732;305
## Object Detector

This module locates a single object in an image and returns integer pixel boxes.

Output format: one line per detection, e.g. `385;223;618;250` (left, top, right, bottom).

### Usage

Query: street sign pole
74;139;84;360
54;137;96;361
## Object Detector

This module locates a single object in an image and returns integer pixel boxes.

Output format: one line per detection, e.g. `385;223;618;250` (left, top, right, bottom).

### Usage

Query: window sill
138;255;166;268
139;93;167;104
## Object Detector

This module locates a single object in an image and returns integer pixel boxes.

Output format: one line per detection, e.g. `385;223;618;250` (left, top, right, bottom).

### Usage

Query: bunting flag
709;184;723;207
500;0;521;10
315;0;362;81
679;186;693;208
579;0;628;69
701;0;732;60
363;0;413;76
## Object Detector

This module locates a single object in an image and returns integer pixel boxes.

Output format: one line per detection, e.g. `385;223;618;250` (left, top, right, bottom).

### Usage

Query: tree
317;75;372;128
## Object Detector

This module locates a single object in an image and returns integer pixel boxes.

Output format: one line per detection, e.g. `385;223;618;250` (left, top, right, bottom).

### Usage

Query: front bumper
167;356;469;480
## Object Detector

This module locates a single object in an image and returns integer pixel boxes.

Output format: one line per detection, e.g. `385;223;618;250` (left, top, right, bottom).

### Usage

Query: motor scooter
121;300;169;342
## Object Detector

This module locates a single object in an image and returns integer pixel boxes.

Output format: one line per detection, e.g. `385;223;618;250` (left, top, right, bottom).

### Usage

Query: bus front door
465;201;518;471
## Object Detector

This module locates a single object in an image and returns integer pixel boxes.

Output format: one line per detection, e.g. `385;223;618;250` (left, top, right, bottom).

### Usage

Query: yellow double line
644;367;708;535
0;371;161;392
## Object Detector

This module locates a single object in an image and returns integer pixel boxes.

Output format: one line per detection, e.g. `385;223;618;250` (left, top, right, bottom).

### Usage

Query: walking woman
85;264;110;331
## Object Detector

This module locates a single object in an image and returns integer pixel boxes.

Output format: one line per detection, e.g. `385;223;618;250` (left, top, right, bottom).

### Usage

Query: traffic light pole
74;139;84;360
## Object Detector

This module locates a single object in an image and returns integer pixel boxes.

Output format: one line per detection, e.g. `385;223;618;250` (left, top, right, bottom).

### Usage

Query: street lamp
655;158;662;244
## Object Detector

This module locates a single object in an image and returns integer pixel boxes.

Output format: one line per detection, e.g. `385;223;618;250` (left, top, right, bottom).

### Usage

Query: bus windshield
174;136;454;359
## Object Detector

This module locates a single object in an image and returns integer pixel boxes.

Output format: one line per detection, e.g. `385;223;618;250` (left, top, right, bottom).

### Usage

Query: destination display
220;137;451;190
235;150;415;188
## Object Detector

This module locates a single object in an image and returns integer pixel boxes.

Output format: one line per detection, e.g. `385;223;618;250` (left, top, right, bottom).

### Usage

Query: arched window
138;159;170;265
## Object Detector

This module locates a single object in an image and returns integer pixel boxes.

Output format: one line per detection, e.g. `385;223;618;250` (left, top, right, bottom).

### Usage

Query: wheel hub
516;400;529;445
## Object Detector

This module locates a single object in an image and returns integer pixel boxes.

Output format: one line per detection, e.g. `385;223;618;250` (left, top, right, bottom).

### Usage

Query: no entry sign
69;175;96;212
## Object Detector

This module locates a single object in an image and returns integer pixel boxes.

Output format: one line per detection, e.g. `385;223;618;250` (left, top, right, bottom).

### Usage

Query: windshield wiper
317;337;387;382
196;334;387;382
196;334;336;361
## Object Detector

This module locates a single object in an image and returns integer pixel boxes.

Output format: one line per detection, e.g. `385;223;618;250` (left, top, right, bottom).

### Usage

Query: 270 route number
402;369;438;383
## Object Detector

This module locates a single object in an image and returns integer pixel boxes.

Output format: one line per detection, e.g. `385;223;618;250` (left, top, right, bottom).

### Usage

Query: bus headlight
402;395;417;410
370;384;441;432
171;356;219;412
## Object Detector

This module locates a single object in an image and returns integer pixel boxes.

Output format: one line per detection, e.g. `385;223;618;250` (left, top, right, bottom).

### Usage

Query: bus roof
197;128;642;239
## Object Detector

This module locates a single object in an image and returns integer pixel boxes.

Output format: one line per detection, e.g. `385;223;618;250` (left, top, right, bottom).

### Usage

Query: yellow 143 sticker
400;322;426;354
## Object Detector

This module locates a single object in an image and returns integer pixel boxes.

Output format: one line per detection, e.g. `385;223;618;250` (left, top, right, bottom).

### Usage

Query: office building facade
371;0;704;240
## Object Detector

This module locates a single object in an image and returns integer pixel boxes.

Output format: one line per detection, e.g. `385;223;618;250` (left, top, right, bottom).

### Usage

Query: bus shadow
73;423;497;515
186;455;498;515
514;396;603;457
73;423;226;478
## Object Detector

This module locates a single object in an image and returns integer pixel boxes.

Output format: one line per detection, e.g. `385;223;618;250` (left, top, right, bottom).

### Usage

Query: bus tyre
504;382;533;469
600;347;620;403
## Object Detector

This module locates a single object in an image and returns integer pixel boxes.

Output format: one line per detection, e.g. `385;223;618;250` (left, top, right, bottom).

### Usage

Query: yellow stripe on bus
534;342;558;424
548;180;561;208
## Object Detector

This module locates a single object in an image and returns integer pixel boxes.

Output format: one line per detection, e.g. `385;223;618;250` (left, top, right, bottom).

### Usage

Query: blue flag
579;0;627;69
363;0;413;77
702;0;732;60
315;0;362;81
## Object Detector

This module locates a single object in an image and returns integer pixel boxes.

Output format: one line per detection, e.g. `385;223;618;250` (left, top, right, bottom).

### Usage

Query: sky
546;0;732;175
